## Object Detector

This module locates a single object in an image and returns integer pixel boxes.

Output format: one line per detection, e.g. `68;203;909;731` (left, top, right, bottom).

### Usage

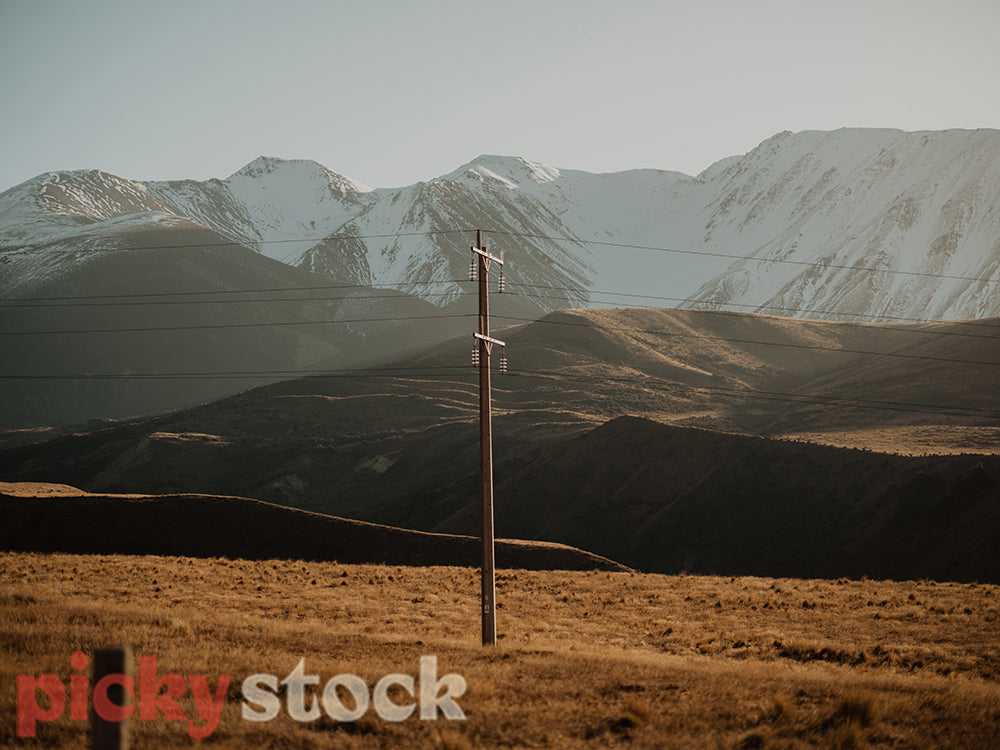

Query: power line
3;227;997;334
505;285;1000;337
1;295;995;368
3;225;995;427
3;275;996;343
7;224;996;286
1;364;995;421
486;230;998;284
513;282;1000;329
491;314;1000;368
4;302;996;369
2;228;474;256
0;313;475;337
0;279;470;306
500;370;1000;421
0;290;469;309
0;365;473;381
2;227;997;381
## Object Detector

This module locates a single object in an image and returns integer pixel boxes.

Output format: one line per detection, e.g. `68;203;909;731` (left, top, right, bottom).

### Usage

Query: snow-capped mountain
450;130;1000;321
3;127;1000;322
148;156;376;267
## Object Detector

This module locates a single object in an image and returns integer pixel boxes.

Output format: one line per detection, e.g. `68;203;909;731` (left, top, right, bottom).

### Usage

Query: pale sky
1;0;999;192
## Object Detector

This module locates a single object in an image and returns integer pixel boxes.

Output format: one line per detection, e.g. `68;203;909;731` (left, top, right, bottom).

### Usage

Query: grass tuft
830;721;864;750
739;730;769;749
837;693;877;727
823;691;878;733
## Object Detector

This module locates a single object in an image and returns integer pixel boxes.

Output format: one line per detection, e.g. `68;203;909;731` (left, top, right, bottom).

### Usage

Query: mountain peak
229;155;289;179
228;156;372;193
443;155;561;189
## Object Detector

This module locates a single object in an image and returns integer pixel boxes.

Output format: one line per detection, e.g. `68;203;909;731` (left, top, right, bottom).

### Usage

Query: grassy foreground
1;551;998;748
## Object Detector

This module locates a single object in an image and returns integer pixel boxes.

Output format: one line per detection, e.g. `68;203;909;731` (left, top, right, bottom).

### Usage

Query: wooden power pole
471;230;505;647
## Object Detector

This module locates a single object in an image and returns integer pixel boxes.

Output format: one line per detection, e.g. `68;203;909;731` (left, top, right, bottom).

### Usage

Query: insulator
500;353;508;374
498;270;506;293
469;258;477;281
472;346;480;367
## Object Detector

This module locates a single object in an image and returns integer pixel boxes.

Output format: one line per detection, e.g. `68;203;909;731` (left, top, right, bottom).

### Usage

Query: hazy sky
1;0;998;191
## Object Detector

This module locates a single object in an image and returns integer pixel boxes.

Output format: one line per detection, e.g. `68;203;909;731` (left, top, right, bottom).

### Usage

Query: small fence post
91;646;131;750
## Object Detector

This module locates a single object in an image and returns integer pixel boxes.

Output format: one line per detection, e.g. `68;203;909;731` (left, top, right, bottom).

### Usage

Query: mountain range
4;128;999;313
1;127;999;430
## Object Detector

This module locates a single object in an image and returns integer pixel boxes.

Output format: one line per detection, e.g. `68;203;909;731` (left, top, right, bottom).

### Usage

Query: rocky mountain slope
140;129;1000;321
686;129;1000;321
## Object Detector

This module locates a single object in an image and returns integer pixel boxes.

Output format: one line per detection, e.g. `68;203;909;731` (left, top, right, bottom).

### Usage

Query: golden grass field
2;551;999;748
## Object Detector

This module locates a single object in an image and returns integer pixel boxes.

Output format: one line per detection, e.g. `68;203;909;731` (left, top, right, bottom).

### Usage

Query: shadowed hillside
0;222;450;429
0;482;627;572
437;416;1000;582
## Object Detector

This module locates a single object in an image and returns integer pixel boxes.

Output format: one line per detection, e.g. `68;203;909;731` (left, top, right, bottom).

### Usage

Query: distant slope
0;482;628;572
0;217;456;430
472;307;1000;437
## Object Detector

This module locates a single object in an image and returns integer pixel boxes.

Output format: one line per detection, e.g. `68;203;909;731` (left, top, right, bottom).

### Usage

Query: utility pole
471;229;505;647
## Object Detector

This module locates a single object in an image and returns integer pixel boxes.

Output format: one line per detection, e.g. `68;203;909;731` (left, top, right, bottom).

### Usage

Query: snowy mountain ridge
2;127;999;321
686;128;1000;320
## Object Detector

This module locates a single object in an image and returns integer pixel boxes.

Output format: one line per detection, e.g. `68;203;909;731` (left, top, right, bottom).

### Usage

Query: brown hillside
485;307;1000;440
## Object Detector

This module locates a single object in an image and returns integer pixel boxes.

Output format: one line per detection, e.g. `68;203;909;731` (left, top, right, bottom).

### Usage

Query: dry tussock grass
2;552;999;748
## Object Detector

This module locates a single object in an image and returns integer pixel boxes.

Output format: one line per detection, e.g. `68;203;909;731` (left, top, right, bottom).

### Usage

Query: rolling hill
2;307;997;581
438;415;1000;583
